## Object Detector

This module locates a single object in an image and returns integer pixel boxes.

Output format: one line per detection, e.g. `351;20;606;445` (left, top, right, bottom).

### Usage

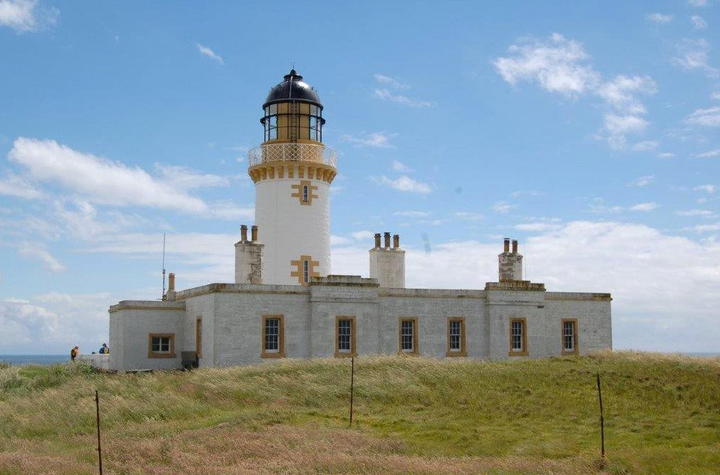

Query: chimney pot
512;239;518;254
503;238;510;253
240;225;248;242
168;273;175;292
374;233;381;248
393;234;400;249
384;232;391;249
251;225;258;242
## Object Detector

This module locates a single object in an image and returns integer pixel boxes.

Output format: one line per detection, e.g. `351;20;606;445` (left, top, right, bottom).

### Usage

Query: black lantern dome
263;69;323;109
261;69;325;143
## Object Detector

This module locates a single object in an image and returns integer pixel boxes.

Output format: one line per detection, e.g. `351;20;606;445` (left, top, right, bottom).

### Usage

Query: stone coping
545;292;612;301
379;288;486;299
109;301;186;313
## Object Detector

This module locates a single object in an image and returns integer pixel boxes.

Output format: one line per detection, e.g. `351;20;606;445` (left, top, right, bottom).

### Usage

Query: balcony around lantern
247;142;338;169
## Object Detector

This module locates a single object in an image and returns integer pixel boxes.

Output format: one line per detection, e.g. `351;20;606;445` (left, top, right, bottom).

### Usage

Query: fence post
349;356;355;427
95;390;103;475
596;372;605;462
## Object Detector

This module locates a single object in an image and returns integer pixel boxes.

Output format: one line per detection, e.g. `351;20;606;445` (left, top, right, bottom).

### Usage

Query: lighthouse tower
247;70;337;285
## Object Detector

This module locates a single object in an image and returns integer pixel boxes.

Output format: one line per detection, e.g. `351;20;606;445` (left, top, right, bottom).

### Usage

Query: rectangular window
196;317;202;358
261;315;285;358
399;318;418;355
335;316;356;357
447;317;466;356
302;185;309;202
303;260;310;284
509;318;527;356
148;333;175;358
562;319;578;355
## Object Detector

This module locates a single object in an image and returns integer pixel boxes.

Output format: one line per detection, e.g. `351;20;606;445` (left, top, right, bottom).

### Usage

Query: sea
0;355;69;365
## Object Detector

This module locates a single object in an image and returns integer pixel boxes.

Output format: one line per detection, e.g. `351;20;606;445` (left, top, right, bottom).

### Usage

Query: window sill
446;351;467;357
148;353;176;359
397;351;419;357
561;350;579;356
334;351;356;358
261;352;286;359
508;351;528;357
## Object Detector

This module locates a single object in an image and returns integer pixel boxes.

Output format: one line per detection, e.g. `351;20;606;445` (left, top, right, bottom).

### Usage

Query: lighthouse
245;70;337;286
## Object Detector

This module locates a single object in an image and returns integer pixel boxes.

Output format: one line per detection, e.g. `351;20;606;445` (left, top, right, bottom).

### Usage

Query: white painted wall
255;175;331;285
369;248;406;288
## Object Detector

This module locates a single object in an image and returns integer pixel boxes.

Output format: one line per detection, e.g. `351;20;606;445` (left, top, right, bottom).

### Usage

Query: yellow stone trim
148;333;176;359
509;317;528;357
261;315;286;358
290;255;320;286
334;315;357;358
398;317;419;355
561;318;579;356
446;317;467;357
291;180;319;205
249;161;336;184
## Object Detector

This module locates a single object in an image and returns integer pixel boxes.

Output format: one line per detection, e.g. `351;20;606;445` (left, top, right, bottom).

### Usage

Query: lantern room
260;69;325;143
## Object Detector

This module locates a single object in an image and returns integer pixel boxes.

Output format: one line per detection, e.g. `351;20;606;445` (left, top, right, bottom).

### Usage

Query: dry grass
1;352;719;474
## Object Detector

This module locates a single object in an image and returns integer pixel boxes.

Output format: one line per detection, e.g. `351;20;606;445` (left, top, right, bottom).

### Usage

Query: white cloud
373;89;434;108
17;242;65;272
631;140;659;152
688;0;708;6
694;184;716;193
196;43;224;65
494;34;657;149
712;91;720;101
677;209;715;217
492;201;517;213
514;222;562;231
657;152;675;159
374;74;410;89
351;230;374;242
691;15;707;29
391;160;413;172
340;132;395;148
0;0;57;33
686;106;720;127
454;211;483;222
155;164;230;189
0;173;44;199
372;175;432;194
696;148;720;158
646;13;673;24
673;39;718;77
394;210;432;218
693;222;720;232
0;292;111;354
493;33;600;95
630;202;659;212
7;137;238;216
628;175;655;187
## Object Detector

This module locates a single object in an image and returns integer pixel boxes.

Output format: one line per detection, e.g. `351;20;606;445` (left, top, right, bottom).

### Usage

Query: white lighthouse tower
246;70;337;285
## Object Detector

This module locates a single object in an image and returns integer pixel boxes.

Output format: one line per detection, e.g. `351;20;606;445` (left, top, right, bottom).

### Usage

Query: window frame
508;318;528;357
334;316;357;357
195;316;202;358
261;315;286;358
561;319;579;356
148;333;176;358
398;317;419;355
446;317;467;357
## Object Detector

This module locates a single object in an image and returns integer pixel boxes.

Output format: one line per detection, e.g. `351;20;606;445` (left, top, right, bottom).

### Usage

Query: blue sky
1;0;719;354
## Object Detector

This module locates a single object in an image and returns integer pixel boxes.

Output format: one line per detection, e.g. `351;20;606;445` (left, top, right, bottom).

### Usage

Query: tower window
447;317;466;357
302;185;309;202
290;255;319;285
399;318;418;355
335;316;356;357
261;315;285;358
562;319;578;355
509;318;528;356
303;259;310;284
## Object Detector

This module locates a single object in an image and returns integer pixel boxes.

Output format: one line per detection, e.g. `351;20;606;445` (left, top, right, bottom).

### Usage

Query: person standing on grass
70;346;79;361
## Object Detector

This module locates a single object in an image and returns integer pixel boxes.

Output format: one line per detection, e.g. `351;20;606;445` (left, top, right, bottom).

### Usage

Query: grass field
1;352;719;474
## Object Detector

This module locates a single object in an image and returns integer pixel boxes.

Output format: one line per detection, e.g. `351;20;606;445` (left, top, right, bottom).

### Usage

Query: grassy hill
1;352;719;474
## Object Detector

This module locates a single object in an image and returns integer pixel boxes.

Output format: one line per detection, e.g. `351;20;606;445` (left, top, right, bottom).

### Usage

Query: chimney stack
498;238;523;282
240;225;248;242
384;232;391;249
503;238;510;253
512;239;518;254
251;225;258;242
393;234;400;249
370;231;406;288
374;233;381;248
168;273;175;292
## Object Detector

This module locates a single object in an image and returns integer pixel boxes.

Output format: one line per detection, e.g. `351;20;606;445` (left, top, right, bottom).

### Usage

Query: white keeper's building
109;70;612;371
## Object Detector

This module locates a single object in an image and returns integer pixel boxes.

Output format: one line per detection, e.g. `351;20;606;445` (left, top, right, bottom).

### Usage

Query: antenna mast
162;233;166;299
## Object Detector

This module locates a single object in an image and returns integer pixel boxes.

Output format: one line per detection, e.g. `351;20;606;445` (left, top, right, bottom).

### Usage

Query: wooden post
95;390;103;475
349;356;355;427
596;372;605;462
